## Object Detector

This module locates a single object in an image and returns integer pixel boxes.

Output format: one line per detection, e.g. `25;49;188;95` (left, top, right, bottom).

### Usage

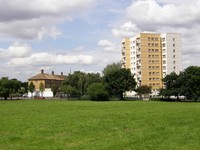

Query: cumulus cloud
7;52;94;67
0;42;31;58
126;0;200;28
0;0;95;40
98;39;116;51
112;21;140;37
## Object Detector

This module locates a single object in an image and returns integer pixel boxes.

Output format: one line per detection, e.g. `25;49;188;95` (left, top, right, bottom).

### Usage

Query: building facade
122;32;182;96
28;70;67;98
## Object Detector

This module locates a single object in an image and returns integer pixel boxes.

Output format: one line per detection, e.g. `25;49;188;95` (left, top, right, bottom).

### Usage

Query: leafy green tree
63;71;102;98
60;84;77;100
180;66;200;101
84;73;102;90
104;67;136;100
9;79;21;99
51;83;59;97
87;83;109;101
63;71;86;97
0;77;21;100
0;77;10;100
39;82;45;98
28;82;35;98
160;72;182;101
135;85;151;99
21;82;28;94
103;62;121;77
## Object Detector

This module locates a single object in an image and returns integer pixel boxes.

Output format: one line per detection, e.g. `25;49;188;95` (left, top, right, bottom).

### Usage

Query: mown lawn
0;100;200;150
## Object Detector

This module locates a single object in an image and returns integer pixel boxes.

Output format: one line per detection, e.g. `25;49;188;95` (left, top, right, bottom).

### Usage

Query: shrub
87;83;109;101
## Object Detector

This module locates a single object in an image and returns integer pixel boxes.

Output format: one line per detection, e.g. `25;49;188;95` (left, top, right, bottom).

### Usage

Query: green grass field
0;100;200;150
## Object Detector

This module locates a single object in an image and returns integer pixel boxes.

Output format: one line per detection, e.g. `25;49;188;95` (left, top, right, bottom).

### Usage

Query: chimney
41;69;44;74
61;72;63;76
52;71;54;75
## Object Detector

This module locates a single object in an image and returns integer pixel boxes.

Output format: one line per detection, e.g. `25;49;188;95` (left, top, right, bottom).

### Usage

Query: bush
87;83;109;101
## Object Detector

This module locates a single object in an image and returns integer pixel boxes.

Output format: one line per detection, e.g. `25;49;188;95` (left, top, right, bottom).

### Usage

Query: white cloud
112;21;140;37
98;39;117;51
7;52;94;67
126;0;200;28
98;39;113;47
0;42;31;58
0;0;95;40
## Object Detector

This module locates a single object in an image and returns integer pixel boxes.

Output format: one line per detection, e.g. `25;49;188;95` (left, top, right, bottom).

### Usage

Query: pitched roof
28;73;67;81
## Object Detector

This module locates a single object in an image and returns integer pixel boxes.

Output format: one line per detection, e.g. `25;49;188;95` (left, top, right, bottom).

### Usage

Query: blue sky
0;0;200;81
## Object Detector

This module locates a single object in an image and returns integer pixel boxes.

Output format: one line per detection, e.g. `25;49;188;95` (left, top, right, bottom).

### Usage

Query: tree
180;66;200;101
9;79;21;99
135;85;151;99
28;82;35;98
63;71;102;98
39;82;45;98
103;62;121;77
63;71;86;97
60;84;77;100
51;83;59;97
160;72;182;101
84;73;102;90
0;77;11;100
104;67;136;100
87;83;109;101
0;77;21;100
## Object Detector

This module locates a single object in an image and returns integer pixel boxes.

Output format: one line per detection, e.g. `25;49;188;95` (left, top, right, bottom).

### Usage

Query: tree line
0;77;28;100
160;66;200;101
1;63;199;101
53;62;137;100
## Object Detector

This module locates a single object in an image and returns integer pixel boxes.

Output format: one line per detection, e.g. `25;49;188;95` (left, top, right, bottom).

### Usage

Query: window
173;38;175;41
173;44;175;47
162;43;165;47
173;49;175;53
163;60;166;64
173;55;175;58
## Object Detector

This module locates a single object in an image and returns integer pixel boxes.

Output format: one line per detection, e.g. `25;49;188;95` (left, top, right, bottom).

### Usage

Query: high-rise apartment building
161;33;182;77
122;32;182;96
